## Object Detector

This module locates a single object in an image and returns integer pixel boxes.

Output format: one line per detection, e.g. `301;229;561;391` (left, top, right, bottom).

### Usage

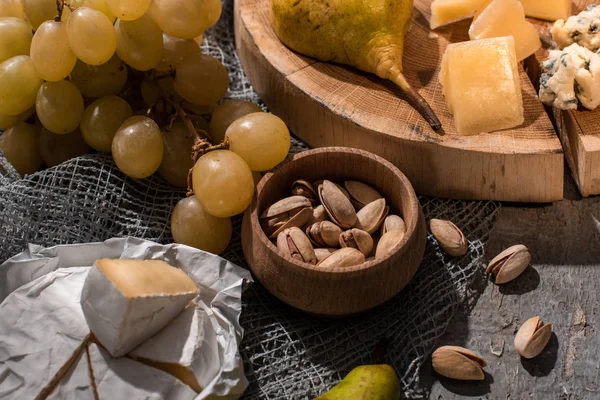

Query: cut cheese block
0;267;91;400
80;259;199;357
429;0;488;29
130;302;221;393
519;0;571;21
88;343;198;398
439;36;524;135
469;0;541;61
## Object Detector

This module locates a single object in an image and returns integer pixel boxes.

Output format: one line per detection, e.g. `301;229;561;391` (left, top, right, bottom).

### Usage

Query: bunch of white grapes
0;0;291;255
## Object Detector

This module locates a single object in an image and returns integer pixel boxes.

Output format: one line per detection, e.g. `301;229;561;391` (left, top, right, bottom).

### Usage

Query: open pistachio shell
432;346;486;381
514;316;552;359
318;180;357;229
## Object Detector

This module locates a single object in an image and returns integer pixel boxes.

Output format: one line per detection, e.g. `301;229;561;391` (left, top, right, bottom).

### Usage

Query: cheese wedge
130;302;221;393
80;259;199;357
439;36;524;135
430;0;488;29
469;0;541;61
519;0;571;21
0;268;91;400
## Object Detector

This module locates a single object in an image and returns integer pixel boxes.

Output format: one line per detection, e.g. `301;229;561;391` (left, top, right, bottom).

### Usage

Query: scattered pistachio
432;346;486;381
276;227;317;264
514;316;552;359
486;245;531;284
317;247;365;268
430;219;468;257
339;228;374;256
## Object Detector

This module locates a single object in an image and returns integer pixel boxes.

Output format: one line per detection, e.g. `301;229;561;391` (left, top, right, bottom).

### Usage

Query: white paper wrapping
0;237;253;400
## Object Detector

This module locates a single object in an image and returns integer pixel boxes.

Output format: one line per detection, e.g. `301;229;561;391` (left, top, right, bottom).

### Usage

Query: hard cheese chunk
430;0;488;29
80;259;199;357
439;36;524;135
130;302;221;393
520;0;571;22
469;0;541;61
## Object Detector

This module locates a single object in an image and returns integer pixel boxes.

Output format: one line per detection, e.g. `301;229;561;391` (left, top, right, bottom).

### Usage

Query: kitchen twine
0;1;500;398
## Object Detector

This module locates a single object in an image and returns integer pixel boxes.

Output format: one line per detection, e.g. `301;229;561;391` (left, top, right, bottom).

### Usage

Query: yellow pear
271;0;441;131
315;364;401;400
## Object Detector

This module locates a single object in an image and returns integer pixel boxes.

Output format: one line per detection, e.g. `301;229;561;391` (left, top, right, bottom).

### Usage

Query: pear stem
390;70;442;132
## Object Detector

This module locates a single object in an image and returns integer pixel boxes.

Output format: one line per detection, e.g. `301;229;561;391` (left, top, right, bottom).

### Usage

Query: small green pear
315;364;401;400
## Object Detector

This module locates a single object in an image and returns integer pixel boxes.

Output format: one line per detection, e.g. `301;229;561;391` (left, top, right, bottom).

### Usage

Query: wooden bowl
241;147;426;316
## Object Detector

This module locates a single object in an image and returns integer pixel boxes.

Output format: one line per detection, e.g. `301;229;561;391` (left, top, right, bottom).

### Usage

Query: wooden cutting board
234;0;565;203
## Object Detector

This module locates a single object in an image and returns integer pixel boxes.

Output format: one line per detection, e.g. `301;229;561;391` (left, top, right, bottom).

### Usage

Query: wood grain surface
234;0;565;203
241;147;426;316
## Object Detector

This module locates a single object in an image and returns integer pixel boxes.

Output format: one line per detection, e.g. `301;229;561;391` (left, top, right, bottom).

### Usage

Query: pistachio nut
268;207;313;239
306;221;343;248
432;346;486;381
486;244;531;284
344;181;382;209
276;227;317;264
313;180;351;200
355;198;389;234
318;180;357;229
430;219;468;257
381;215;406;235
339;228;373;257
314;248;337;263
261;196;312;220
291;180;319;204
317;247;365;268
375;230;405;259
514;316;552;359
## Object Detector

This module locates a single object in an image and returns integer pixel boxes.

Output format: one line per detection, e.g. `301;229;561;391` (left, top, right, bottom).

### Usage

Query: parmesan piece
130;302;221;393
469;0;541;61
519;0;571;22
552;5;600;51
439;36;524;135
80;259;199;357
429;0;488;29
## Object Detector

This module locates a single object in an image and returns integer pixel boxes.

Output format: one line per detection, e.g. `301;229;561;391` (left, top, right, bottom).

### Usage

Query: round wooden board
234;0;565;203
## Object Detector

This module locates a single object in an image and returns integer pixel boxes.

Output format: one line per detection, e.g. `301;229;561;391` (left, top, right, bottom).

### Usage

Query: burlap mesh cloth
0;1;500;398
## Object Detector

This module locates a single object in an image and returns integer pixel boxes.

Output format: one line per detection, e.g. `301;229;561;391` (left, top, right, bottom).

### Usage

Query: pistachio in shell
268;207;313;239
317;247;365;268
313;180;351;200
260;196;312;220
291;179;318;204
486;245;531;284
432;346;486;381
375;230;405;259
306;221;343;248
381;215;406;235
276;227;317;264
514;316;552;359
339;228;373;257
307;205;328;226
355;198;389;234
314;247;337;263
344;181;382;209
318;180;357;229
430;219;468;257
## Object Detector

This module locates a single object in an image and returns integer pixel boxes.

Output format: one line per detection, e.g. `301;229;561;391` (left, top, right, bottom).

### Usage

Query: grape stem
186;138;231;196
55;0;64;21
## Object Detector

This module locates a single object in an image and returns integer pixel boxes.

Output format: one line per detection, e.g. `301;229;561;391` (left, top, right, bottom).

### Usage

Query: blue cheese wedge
552;4;600;51
80;259;199;357
539;43;600;110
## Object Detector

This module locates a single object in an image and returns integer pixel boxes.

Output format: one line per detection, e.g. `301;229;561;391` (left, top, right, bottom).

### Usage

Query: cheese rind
439;36;524;135
430;0;488;29
519;0;571;22
469;0;541;61
80;259;199;357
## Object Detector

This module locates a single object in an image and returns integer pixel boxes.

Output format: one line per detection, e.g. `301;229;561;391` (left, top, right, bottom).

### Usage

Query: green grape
107;0;149;21
155;33;200;73
0;106;34;129
39;127;90;166
209;101;262;143
23;0;55;29
192;149;254;217
0;17;32;63
140;80;160;106
0;56;43;116
84;0;115;21
69;55;127;98
174;54;229;106
159;121;195;187
0;122;43;175
148;0;221;39
66;7;116;65
171;196;232;255
0;0;25;18
30;20;76;81
36;80;84;134
112;116;164;179
115;14;163;71
80;95;132;152
226;112;290;172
